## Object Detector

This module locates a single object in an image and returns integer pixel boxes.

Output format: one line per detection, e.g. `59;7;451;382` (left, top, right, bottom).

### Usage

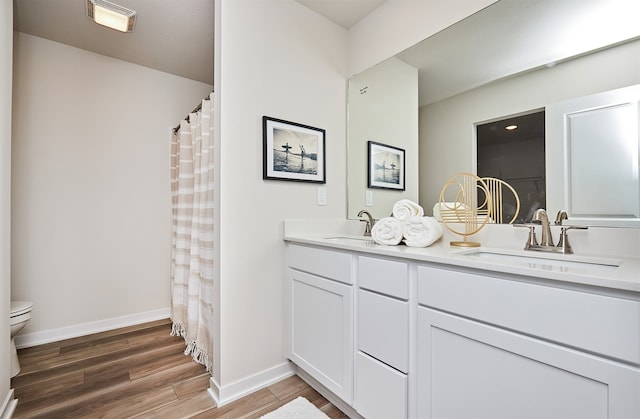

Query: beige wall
1;0;13;410
215;0;348;389
419;39;640;213
11;33;212;341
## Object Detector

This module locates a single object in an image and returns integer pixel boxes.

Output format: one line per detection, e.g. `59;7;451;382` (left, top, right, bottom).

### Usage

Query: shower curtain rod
172;94;212;134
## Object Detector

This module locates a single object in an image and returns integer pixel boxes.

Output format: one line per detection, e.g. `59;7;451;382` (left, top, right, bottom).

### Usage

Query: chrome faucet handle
555;210;568;225
525;225;539;249
556;225;588;254
513;224;539;250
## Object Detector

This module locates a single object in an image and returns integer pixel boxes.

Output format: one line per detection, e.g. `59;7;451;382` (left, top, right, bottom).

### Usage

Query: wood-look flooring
11;318;348;418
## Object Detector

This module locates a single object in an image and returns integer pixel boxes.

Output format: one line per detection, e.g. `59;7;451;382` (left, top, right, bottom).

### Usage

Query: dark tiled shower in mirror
477;111;545;224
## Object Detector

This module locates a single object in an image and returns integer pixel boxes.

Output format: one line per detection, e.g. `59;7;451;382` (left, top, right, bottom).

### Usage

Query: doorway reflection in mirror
476;111;545;223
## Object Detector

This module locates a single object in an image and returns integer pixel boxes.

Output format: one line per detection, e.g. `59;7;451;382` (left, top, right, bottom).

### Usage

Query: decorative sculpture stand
438;173;492;247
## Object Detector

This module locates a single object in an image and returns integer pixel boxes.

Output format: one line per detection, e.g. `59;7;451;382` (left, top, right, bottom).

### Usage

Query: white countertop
283;219;640;293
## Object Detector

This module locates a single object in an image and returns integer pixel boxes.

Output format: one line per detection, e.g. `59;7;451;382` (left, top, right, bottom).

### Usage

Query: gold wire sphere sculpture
438;173;492;247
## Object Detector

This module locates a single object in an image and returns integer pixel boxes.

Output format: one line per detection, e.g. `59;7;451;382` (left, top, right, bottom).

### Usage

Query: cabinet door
417;307;640;419
288;268;353;403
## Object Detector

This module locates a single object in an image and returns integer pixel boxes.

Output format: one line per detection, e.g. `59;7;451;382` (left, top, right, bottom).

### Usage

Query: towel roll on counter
392;199;424;221
402;216;443;247
371;200;443;247
371;217;404;245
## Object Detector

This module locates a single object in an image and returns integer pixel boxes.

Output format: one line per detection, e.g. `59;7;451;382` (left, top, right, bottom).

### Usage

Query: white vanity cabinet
355;256;409;419
285;245;412;417
286;244;354;404
416;265;640;419
285;235;640;419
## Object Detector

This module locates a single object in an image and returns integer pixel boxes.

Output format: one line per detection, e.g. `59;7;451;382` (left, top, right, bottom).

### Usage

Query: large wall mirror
347;0;640;227
347;57;419;220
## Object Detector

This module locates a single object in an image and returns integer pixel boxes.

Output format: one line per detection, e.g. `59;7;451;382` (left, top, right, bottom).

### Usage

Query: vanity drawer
287;244;352;285
356;351;407;419
358;289;409;372
358;255;409;299
417;265;640;365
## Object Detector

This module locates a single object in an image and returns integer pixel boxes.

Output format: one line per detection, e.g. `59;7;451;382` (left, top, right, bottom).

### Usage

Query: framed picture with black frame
368;141;405;190
263;116;326;183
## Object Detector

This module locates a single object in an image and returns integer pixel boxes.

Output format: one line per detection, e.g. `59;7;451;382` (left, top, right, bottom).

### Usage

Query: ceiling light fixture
86;0;136;33
505;125;518;131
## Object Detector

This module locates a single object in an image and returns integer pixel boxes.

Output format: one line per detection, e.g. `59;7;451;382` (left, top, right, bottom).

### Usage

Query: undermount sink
453;247;621;273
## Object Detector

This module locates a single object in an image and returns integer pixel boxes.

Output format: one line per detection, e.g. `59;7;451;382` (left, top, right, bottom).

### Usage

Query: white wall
348;0;496;76
11;33;212;342
215;0;348;390
419;39;640;213
1;0;14;413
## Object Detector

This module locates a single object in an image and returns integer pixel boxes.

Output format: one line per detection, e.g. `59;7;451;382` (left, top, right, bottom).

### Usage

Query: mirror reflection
546;84;640;227
476;111;545;224
347;0;640;227
347;58;419;219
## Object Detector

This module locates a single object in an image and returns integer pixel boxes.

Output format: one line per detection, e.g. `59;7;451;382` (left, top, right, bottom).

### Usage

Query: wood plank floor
11;319;348;418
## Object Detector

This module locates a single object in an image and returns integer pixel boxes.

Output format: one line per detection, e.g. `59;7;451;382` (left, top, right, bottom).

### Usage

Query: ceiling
295;0;386;29
396;0;640;107
477;111;545;146
13;0;214;85
14;1;640;109
12;0;383;87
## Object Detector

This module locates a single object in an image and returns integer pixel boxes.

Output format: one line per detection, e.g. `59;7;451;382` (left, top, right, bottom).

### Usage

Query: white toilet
10;301;33;378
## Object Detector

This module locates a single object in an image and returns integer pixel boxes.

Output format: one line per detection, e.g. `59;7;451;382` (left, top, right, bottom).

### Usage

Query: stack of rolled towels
371;199;443;247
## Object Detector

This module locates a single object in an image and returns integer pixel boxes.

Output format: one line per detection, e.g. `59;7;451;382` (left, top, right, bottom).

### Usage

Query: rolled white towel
402;216;443;247
371;217;403;246
392;199;424;221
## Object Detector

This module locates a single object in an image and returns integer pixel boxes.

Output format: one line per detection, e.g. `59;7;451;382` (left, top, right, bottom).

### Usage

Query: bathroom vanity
284;220;640;419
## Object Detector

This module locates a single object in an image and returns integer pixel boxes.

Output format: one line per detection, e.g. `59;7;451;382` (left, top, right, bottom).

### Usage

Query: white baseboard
208;361;296;407
14;307;170;349
0;389;17;419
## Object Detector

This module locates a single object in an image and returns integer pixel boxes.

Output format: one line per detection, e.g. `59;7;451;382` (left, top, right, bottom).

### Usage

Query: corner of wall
1;0;13;408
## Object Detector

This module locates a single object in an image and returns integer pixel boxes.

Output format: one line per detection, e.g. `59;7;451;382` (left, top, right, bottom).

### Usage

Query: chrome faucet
532;208;553;246
516;209;587;254
357;210;375;236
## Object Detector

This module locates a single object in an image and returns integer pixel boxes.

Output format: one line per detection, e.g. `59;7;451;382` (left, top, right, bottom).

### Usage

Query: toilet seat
10;301;33;318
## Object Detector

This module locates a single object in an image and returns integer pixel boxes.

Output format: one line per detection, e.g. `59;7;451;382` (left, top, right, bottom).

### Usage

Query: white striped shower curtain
170;93;214;372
